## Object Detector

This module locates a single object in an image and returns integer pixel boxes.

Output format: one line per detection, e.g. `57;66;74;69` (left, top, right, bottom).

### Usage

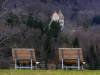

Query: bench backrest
12;48;36;62
58;48;83;64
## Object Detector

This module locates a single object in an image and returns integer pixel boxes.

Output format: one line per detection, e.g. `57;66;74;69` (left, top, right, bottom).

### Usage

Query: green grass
0;70;99;75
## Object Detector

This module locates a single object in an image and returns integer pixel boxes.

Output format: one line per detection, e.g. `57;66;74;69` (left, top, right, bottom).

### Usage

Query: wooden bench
12;48;36;69
58;48;83;70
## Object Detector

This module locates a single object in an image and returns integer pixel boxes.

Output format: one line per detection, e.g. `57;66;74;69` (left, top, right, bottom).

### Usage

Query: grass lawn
0;70;99;75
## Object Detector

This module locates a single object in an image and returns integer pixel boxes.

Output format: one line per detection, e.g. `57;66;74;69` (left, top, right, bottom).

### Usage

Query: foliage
5;12;19;27
3;11;100;69
72;37;80;48
48;21;61;37
26;13;44;32
44;21;61;59
92;16;100;25
82;20;91;31
88;44;98;69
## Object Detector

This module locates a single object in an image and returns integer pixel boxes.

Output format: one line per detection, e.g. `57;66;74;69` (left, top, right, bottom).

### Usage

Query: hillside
0;0;100;69
0;0;100;31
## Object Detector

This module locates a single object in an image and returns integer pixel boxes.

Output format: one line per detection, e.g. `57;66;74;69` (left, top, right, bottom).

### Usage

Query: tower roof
51;11;59;21
58;10;64;20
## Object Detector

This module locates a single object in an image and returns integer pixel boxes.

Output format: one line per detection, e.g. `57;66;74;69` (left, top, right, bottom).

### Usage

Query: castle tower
49;10;64;31
51;11;59;22
58;10;64;31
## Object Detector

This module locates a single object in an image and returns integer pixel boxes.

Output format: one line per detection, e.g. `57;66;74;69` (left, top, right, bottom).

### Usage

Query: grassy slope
0;70;99;75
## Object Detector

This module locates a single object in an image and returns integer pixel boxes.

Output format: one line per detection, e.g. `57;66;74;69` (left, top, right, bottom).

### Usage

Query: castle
49;10;64;31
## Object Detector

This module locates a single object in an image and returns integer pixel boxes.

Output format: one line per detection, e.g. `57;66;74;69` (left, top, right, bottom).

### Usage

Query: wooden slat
58;48;83;64
12;48;36;63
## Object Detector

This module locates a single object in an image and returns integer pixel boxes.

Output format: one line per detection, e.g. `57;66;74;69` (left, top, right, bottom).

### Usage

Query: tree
26;13;34;28
92;16;100;25
72;37;80;48
95;44;100;69
47;21;60;56
5;12;19;27
26;13;44;32
83;22;89;31
88;44;98;69
43;21;61;68
48;21;61;37
82;18;91;31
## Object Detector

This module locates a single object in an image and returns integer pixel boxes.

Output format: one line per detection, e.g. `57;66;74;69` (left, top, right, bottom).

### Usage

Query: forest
0;0;100;69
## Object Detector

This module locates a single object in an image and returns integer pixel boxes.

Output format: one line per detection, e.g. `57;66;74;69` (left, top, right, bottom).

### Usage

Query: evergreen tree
72;37;80;48
6;12;19;27
48;21;61;37
26;13;34;28
95;44;100;69
46;21;60;58
44;21;61;68
26;13;44;32
89;44;97;69
82;19;91;31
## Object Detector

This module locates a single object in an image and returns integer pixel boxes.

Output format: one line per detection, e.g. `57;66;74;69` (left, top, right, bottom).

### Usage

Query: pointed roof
51;11;59;21
58;10;64;20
